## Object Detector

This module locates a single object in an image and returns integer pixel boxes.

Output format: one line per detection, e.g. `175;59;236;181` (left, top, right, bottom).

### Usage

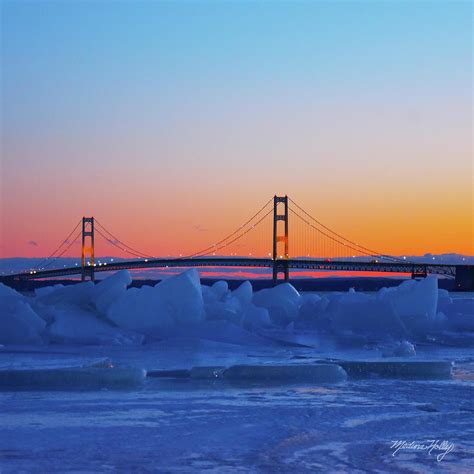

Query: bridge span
3;257;473;291
2;195;473;290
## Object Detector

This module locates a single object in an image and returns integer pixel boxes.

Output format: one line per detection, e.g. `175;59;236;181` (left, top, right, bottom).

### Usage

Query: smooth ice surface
335;360;453;379
223;363;347;383
0;366;146;390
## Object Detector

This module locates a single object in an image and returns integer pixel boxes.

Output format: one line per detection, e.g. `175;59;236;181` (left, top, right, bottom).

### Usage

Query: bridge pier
81;217;95;282
272;195;289;286
454;265;474;291
272;260;289;285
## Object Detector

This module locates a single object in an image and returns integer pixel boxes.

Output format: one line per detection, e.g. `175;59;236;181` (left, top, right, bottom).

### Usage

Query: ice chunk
204;297;242;325
48;305;144;345
232;281;253;306
154;269;204;325
329;290;406;338
0;283;23;299
382;341;416;357
437;289;452;313
253;283;301;326
107;286;174;336
381;275;438;321
0;367;146;390
297;293;330;330
93;270;131;315
223;364;347;383
87;358;114;368
336;360;453;379
107;270;203;336
35;284;64;298
190;366;226;379
211;280;229;300
36;281;95;308
0;298;46;344
241;305;271;331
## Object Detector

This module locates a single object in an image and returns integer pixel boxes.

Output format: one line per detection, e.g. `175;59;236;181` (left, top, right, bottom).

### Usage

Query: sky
1;0;473;259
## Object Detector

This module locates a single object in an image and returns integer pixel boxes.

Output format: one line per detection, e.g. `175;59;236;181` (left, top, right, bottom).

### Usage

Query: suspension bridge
2;196;473;290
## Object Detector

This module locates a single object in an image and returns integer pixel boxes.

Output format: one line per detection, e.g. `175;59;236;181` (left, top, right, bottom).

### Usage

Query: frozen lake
1;271;473;471
0;343;473;472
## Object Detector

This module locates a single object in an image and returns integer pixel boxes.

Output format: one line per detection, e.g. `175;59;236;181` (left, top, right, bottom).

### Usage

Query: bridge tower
81;217;95;282
273;195;289;284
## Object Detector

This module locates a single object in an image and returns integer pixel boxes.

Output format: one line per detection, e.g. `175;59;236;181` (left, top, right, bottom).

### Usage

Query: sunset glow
1;1;472;259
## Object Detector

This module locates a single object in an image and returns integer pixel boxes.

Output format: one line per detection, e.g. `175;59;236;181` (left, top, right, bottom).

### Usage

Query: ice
223;363;347;383
187;363;348;383
190;366;226;379
253;283;301;326
0;298;46;344
0;283;46;345
106;286;175;336
0;269;471;349
382;341;416;357
210;280;229;300
0;366;147;390
241;304;271;331
329;289;406;339
0;282;24;298
232;281;253;306
154;269;204;325
204;291;242;324
93;270;131;315
336;360;453;379
35;281;95;308
107;269;203;337
381;275;438;321
47;305;144;345
297;293;330;330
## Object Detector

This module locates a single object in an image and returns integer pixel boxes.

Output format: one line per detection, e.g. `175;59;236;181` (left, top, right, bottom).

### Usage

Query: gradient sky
1;0;473;259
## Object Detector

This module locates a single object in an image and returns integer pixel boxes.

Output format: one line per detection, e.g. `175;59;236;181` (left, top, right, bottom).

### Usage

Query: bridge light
145;259;148;262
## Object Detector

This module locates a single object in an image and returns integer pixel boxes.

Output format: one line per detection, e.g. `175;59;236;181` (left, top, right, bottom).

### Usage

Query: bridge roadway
3;257;460;281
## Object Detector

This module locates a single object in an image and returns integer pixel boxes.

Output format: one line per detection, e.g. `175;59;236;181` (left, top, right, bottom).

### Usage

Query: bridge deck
2;257;460;281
